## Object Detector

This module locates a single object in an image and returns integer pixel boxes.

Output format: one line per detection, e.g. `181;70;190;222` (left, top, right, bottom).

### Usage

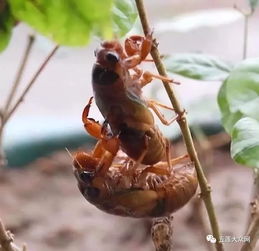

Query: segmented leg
82;97;102;139
123;32;153;69
118;134;150;179
147;100;177;126
139;154;189;176
143;58;154;62
123;55;143;69
139;71;174;87
75;97;120;176
131;67;143;80
148;99;175;111
82;98;119;154
125;33;152;59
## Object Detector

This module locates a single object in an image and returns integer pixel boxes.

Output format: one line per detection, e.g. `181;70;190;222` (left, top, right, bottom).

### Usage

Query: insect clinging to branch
92;33;182;170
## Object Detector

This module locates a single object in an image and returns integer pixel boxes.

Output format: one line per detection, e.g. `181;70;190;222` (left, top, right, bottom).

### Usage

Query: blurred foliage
217;79;243;134
0;0;14;51
162;3;259;170
8;0;113;46
231;117;259;168
218;58;259;169
112;0;137;37
163;50;259;170
164;53;233;81
1;0;137;50
248;0;259;13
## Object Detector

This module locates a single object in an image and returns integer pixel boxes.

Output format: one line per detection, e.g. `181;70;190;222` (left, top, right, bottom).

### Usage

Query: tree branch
241;200;259;251
0;219;26;251
134;1;223;250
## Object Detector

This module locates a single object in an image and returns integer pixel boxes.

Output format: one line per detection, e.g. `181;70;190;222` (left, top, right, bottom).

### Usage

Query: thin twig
134;1;223;250
3;34;35;117
3;45;59;124
242;170;259;250
233;4;251;60
0;34;35;168
190;126;214;251
0;111;6;167
0;219;24;251
243;15;249;60
245;170;259;230
0;44;58;168
241;200;259;251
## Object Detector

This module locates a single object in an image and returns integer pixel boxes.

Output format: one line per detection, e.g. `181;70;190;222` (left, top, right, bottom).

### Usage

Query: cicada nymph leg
74;97;119;176
123;32;153;69
140;154;189;176
110;156;198;217
145;157;198;216
121;134;151;178
146;100;178;126
122;32;153;70
139;71;175;87
131;67;143;81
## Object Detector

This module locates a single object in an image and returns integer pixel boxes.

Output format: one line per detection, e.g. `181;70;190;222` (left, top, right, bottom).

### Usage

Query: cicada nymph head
94;40;125;70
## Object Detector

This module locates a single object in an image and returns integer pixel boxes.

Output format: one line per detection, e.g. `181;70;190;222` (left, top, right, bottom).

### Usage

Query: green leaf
218;59;259;168
217;79;243;134
112;0;137;37
249;0;259;12
9;0;113;46
164;53;233;81
231;117;259;169
225;58;259;121
218;58;259;134
0;0;14;51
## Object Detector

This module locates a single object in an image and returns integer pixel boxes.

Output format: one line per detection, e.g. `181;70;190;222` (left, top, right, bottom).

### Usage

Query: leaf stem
135;1;223;250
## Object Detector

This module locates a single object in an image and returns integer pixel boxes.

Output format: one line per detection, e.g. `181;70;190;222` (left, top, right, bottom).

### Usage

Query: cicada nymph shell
74;155;198;218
